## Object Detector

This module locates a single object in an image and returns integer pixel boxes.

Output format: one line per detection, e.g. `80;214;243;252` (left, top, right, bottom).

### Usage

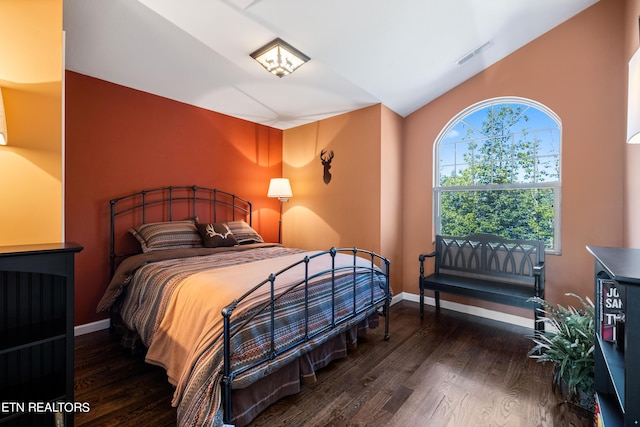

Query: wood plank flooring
74;302;594;426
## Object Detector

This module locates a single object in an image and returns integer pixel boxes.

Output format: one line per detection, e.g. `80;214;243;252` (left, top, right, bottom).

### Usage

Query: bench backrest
435;233;545;286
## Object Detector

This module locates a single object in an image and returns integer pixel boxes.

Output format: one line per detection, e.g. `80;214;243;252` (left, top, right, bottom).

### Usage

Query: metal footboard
220;247;391;425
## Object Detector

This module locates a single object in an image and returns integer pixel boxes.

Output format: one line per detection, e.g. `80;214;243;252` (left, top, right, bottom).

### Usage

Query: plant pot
556;376;595;413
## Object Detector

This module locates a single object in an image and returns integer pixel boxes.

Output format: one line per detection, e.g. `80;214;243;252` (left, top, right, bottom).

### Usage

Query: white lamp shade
628;48;640;144
0;88;7;146
268;178;293;200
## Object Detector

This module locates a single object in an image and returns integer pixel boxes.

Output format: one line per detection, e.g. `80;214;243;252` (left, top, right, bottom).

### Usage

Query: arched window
434;97;561;253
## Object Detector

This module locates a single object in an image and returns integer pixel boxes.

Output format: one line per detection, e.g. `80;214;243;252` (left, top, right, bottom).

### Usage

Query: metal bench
419;233;545;331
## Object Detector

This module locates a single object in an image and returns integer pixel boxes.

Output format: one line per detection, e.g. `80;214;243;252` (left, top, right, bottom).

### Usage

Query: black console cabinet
587;246;640;427
0;243;83;426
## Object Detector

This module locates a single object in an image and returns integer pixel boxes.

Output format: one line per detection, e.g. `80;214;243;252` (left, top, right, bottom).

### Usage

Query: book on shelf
598;278;624;342
594;399;603;427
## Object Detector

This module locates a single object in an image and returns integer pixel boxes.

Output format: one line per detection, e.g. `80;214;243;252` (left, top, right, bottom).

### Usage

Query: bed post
330;248;337;328
269;273;277;358
221;302;237;425
109;199;116;277
384;257;390;341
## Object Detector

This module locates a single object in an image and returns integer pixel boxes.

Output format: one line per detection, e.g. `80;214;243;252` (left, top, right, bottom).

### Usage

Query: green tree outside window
435;98;561;252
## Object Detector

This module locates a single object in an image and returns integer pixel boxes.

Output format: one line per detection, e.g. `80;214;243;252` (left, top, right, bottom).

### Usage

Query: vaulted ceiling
63;0;599;130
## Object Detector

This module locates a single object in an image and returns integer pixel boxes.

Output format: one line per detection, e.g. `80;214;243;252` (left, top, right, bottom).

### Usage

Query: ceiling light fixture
250;38;310;78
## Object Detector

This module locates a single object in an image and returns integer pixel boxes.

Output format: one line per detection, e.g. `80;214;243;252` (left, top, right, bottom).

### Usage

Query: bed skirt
230;313;379;426
110;310;379;426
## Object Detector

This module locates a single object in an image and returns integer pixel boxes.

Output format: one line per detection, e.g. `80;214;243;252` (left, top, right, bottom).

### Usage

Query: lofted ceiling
63;0;599;130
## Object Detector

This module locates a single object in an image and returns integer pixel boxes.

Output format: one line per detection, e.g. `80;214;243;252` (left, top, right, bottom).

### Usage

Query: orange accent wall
65;71;283;326
402;0;626;314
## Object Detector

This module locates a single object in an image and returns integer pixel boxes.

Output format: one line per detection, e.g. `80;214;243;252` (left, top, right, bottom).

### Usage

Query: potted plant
527;293;595;412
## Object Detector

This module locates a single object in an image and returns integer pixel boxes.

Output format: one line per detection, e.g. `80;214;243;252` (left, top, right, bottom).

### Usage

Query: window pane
509;108;531;132
536;155;560;182
535;128;560;158
456;141;472;165
439;165;456;184
513;135;536;183
440;143;456;167
440;188;556;249
443;122;466;143
463;109;489;134
459;121;487;142
526;107;558;130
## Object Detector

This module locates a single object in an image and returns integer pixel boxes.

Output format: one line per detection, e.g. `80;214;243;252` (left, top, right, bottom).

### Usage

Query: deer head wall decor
320;149;334;184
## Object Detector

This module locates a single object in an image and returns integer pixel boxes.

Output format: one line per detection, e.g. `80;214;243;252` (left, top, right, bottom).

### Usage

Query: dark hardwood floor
74;301;594;426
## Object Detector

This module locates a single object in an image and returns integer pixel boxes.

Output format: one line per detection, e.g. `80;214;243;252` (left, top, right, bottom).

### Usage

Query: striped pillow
129;220;203;253
226;220;264;244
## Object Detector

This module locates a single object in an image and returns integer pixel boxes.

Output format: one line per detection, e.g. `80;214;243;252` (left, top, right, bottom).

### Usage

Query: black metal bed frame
108;185;391;426
109;185;252;276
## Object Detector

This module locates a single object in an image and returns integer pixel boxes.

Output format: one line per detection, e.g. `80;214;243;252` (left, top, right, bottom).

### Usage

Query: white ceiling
63;0;598;130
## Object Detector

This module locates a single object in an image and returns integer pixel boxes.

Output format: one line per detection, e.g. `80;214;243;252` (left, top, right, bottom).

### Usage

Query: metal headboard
109;185;253;276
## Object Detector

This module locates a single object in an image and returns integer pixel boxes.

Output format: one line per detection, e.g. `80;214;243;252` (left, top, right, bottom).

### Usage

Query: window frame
433;97;562;254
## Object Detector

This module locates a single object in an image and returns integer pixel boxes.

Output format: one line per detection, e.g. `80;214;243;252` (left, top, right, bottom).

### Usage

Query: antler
205;223;232;239
320;149;334;162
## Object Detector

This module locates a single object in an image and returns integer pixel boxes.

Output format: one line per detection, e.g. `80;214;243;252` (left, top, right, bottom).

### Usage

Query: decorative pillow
129;220;203;253
196;222;238;248
226;220;264;244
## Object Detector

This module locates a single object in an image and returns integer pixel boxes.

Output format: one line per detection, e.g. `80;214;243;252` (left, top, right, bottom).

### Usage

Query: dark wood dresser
0;242;83;426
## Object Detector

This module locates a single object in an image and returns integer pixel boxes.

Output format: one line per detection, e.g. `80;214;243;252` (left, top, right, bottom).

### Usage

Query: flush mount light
250;38;310;78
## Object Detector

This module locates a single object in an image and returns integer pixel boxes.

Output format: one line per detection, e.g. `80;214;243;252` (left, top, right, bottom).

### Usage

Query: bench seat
419;233;545;330
421;274;539;309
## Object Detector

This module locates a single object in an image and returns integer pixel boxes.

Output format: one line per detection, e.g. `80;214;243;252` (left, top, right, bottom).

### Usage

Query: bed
96;185;391;427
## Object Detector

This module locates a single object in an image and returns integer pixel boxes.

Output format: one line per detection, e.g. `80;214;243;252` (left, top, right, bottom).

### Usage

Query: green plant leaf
526;293;595;398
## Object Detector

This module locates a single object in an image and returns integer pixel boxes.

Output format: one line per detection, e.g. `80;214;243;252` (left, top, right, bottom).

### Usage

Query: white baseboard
390;293;403;306
71;292;533;337
399;292;535;330
74;318;110;336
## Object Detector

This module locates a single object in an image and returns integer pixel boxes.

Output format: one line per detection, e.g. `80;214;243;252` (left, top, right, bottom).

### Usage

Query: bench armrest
419;251;438;280
419;251;437;262
533;261;545;298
